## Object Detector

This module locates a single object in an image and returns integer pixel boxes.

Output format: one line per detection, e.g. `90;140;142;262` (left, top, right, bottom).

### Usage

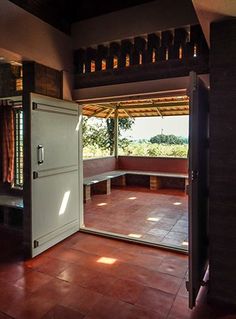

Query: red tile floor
1;230;236;319
84;187;188;250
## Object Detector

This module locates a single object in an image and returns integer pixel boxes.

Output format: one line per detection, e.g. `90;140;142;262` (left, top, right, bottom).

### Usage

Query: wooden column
114;107;119;158
208;19;236;306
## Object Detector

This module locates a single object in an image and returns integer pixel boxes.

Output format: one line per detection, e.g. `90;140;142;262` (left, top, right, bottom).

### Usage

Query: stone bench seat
83;170;188;202
83;171;126;202
123;170;188;191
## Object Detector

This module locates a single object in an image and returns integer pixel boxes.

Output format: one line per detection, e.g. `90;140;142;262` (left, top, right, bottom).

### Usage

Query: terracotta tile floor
0;231;236;319
84;187;188;250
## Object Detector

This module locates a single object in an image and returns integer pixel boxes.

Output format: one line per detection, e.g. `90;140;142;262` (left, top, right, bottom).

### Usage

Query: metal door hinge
33;171;39;179
33;240;39;248
191;170;199;181
201;280;209;287
186;281;190;292
32;102;38;110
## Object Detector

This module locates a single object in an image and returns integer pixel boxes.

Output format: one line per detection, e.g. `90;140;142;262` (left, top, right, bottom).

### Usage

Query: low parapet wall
83;156;118;177
83;155;188;177
117;156;188;174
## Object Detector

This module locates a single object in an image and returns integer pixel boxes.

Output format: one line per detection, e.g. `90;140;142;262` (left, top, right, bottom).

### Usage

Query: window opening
125;54;130;67
113;56;118;69
91;60;96;72
179;46;183;59
101;59;107;71
152;49;156;63
165;48;169;61
14;109;23;188
139;53;143;65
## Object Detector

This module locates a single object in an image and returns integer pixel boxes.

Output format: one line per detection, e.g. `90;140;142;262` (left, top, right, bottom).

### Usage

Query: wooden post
114;107;119;158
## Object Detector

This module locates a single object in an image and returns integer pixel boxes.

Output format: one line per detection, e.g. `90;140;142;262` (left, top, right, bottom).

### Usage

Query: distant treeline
149;134;188;145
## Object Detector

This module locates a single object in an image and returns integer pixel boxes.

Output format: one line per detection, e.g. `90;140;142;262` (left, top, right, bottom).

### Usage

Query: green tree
149;134;188;145
106;118;134;155
83;117;134;155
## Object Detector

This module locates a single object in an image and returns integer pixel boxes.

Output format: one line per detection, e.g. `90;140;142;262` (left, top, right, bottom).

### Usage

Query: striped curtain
0;100;15;184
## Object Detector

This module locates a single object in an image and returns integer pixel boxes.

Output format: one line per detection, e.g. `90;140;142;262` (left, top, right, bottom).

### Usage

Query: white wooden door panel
28;93;81;257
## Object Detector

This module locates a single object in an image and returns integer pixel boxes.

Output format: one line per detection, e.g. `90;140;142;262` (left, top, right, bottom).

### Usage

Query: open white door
24;93;82;257
188;72;209;308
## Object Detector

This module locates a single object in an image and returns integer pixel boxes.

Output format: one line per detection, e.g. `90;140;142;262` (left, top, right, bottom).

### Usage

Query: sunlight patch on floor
173;202;182;206
97;257;117;265
97;202;107;207
147;217;161;222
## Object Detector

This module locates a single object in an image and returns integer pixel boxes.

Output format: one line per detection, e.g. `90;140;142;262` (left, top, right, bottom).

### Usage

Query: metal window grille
14;109;23;188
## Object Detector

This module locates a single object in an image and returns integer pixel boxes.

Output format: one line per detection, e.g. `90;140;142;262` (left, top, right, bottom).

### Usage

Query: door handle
37;145;44;165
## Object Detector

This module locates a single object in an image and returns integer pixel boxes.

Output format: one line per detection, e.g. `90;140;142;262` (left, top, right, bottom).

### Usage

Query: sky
121;116;189;140
86;115;189;140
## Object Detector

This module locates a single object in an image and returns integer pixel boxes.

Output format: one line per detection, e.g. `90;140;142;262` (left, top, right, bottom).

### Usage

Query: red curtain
1;101;15;184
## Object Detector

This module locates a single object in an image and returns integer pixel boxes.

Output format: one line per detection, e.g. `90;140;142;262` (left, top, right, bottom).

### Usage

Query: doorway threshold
79;226;188;255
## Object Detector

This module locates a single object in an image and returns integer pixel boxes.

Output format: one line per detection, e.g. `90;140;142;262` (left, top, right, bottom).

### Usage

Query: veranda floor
84;186;188;250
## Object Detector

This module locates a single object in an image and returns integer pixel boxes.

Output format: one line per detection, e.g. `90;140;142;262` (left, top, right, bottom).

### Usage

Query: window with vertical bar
14;109;23;188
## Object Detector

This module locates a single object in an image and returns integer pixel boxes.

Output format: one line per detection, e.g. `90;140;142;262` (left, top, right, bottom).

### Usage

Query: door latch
33;171;39;179
33;240;39;248
186;281;190;291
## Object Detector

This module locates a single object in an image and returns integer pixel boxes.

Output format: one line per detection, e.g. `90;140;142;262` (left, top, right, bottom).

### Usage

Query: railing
74;24;209;84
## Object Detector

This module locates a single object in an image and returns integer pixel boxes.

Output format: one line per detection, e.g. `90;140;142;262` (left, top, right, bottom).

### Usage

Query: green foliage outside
83;117;188;158
118;141;188;157
149;134;188;145
83;117;134;156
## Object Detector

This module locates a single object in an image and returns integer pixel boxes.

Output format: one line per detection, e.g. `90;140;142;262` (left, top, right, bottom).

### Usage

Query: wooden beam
122;109;133;118
89;107;109;117
114;108;119;158
105;109;114;118
118;101;189;109
156;107;163;117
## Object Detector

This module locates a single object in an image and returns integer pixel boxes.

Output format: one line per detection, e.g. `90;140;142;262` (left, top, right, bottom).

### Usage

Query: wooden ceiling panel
82;95;189;118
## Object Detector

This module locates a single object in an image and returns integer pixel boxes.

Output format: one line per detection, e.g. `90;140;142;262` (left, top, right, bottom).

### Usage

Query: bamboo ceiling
82;95;189;118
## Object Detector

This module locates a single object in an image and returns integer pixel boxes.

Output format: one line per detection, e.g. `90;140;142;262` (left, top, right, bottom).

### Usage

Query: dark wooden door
188;71;209;308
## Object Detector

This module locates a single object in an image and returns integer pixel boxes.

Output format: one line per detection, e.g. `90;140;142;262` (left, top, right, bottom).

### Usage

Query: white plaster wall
72;0;199;48
0;0;73;99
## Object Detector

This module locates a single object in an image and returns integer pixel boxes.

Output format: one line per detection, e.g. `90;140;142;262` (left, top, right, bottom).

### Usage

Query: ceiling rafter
83;95;189;118
89;107;109;117
105;109;114;118
118;102;189;109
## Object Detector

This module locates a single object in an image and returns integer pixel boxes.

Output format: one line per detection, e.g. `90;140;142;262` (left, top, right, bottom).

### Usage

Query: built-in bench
83;170;188;202
83;171;126;202
0;195;24;230
125;170;188;191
